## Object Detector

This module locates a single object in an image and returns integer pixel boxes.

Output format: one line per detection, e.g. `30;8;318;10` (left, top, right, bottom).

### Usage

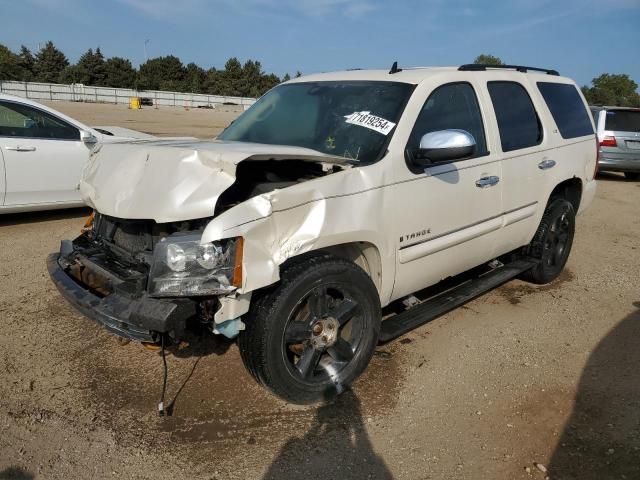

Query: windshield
218;81;414;163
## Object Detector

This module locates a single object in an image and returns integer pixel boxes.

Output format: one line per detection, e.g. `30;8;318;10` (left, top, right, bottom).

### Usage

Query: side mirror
408;129;476;167
80;130;98;144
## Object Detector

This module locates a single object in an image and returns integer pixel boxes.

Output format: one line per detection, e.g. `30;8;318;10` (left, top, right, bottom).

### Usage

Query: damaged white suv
49;64;597;404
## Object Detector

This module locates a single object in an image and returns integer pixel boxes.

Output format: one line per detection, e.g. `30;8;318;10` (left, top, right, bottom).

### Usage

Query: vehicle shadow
0;207;90;227
548;302;640;479
595;171;633;183
0;466;34;480
262;389;393;480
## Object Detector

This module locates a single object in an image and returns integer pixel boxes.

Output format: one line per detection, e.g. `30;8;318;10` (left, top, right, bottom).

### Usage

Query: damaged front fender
202;163;394;303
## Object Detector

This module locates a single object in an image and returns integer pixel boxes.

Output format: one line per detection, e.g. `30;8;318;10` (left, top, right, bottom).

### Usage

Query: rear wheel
238;254;381;404
624;172;640;181
521;198;575;285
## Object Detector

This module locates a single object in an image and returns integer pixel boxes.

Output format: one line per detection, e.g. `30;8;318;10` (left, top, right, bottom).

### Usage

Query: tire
238;254;381;404
624;172;640;181
521;198;575;285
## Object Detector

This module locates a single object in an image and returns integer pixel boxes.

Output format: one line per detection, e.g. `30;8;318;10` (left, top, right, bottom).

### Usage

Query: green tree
240;59;264;97
221;57;244;96
202;68;224;95
17;46;35;81
259;73;280;95
184;62;206;93
473;54;504;66
72;47;106;85
33;41;69;82
0;44;21;80
58;64;84;84
581;73;640;107
282;73;291;82
103;57;136;88
138;55;185;91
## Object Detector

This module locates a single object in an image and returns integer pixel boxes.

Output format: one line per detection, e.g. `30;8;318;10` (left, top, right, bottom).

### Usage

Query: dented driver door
389;81;504;302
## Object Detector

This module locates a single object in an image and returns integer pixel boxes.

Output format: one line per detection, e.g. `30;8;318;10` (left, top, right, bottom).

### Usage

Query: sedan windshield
218;81;414;163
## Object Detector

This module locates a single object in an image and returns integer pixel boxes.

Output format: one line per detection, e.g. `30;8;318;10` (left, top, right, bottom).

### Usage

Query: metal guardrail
0;80;257;107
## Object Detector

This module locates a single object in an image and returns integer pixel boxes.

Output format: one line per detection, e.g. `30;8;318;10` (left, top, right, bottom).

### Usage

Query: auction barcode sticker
344;111;396;135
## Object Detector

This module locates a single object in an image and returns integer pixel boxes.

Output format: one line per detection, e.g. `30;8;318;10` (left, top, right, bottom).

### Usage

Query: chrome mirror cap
419;129;476;150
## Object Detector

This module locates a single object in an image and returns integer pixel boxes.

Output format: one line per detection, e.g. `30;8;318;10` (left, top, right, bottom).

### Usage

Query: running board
379;259;537;343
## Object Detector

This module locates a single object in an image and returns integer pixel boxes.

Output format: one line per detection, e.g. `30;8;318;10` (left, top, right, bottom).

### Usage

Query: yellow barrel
129;97;141;110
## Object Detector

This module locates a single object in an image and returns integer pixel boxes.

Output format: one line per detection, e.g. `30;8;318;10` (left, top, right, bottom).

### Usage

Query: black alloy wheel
238;254;381;404
521;198;576;285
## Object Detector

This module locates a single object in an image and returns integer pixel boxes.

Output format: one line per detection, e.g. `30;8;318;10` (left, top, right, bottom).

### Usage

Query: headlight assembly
149;235;242;297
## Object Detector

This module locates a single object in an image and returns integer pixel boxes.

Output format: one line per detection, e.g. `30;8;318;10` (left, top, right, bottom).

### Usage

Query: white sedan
0;93;154;214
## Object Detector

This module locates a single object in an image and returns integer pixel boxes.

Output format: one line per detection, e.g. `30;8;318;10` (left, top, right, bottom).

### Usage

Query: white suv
49;63;598;404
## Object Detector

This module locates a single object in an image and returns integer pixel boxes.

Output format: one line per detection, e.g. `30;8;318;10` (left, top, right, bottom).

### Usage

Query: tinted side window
408;82;487;157
488;81;542;152
537;82;594;139
0;101;79;140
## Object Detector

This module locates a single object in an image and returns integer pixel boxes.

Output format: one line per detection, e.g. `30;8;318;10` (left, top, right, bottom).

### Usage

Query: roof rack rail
458;64;560;76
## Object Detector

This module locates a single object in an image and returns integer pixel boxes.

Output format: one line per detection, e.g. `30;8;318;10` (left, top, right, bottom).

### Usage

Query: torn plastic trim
214;292;252;324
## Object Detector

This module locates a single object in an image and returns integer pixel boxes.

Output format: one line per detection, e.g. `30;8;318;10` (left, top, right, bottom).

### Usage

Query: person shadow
263;389;393;480
548;301;640;479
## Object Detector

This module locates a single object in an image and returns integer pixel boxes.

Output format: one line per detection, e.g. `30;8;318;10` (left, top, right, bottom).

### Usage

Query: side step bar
379;259;537;343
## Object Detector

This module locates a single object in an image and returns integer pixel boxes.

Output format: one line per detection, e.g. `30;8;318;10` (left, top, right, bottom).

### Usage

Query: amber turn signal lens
232;237;244;288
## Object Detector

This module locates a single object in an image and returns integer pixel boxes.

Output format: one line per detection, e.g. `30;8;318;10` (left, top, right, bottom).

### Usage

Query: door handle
6;146;36;152
475;176;500;188
538;159;556;170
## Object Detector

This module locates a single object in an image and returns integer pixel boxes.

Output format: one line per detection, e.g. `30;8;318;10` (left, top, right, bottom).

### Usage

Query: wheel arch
279;241;385;299
549;176;583;212
316;241;383;294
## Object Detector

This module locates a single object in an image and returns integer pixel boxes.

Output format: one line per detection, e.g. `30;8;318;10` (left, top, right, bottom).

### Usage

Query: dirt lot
1;102;639;480
42;101;245;138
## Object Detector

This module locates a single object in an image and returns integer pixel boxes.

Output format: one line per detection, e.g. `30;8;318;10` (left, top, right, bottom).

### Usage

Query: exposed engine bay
214;159;344;215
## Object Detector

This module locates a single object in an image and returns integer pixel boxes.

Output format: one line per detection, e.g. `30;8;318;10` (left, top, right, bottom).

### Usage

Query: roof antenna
389;61;402;74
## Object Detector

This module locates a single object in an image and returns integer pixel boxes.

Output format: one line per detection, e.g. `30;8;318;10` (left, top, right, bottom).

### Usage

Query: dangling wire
158;334;168;416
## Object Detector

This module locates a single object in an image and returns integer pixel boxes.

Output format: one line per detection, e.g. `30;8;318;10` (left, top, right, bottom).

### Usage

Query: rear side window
537;82;594;138
604;110;640;133
488;81;542;152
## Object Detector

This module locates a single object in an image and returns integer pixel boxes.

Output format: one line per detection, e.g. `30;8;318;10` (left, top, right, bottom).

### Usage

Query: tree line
1;44;637;106
0;41;300;98
473;54;640;107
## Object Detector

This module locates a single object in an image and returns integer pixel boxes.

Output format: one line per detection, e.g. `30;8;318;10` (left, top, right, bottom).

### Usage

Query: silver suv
591;106;640;180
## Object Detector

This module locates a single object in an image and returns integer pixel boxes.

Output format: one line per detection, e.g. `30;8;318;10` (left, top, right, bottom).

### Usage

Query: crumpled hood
80;139;347;223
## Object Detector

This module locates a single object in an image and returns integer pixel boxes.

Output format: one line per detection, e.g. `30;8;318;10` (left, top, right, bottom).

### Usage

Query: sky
1;0;639;87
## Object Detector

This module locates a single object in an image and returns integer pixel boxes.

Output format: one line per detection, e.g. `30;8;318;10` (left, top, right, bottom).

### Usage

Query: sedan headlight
149;235;242;297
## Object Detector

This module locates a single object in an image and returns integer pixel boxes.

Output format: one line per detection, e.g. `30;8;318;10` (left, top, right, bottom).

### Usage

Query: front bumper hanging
47;253;196;342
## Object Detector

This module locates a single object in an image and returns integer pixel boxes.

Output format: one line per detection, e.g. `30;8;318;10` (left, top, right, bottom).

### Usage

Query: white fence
0;80;257;108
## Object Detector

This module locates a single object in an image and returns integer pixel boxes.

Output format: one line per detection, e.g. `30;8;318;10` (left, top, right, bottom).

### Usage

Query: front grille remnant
113;223;153;253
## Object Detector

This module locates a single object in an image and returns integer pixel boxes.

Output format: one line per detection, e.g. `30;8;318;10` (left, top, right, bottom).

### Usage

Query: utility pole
144;39;150;62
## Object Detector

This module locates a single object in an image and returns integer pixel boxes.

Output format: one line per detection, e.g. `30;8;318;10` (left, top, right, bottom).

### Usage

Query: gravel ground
1;102;639;480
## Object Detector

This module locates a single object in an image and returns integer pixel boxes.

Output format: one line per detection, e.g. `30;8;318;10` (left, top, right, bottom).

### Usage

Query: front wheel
238;254;381;404
521;198;575;285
